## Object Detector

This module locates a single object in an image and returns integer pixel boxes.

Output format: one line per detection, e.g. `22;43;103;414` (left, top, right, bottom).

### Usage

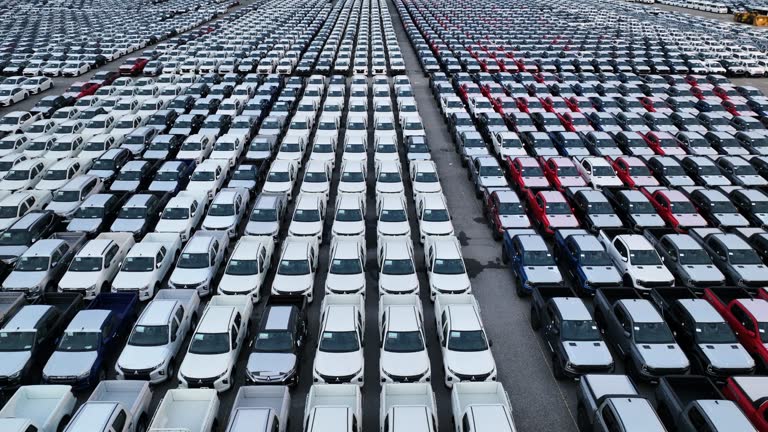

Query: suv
425;236;471;300
245;296;307;386
245;192;288;239
0;211;58;264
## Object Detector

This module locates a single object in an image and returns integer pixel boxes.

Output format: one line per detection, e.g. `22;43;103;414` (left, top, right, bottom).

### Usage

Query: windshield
278;259;309;275
128;325;168;346
447;330;488;351
16;256;50;271
382;258;414;275
252;331;293;353
0;331;35;351
319;331;359;353
118;207;147;219
69;256;103;271
330;258;362;275
267;171;289;182
423;209;449;222
250;208;276;222
294;209;320;222
433;258;465;275
561;320;601;341
208;203;234;216
92;159;115;171
633;322;675;344
629;249;662;266
695;322;737;343
232;169;254;181
188;332;229;354
181;141;201;151
728;249;763;265
384;331;424;353
58;331;99;351
226;259;258;275
74;206;103;219
162;207;189;220
342;171;364;182
122;256;154;272
5;169;30;181
304;172;327;183
54;190;80;202
523;250;555;266
177;253;209;269
191;171;215;182
579;250;612;266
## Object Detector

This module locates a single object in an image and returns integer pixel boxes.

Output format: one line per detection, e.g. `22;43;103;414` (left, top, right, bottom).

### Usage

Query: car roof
619;299;663;322
138;299;176;326
199;306;235;332
736;299;768;321
447;304;481;331
324;305;356;331
69;402;117;431
551;298;592;321
10;212;46;230
610;398;664;432
79;194;113;207
184;233;215;252
4;304;53;329
69;309;111;330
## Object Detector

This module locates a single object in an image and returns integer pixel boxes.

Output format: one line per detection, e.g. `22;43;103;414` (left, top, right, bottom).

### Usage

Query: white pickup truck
65;380;153;432
112;232;182;300
0;385;76;432
225;386;291;432
380;383;437;432
58;232;136;300
178;295;252;392
155;190;210;243
116;289;200;383
451;382;517;432
148;389;219;432
378;295;431;384
598;229;675;290
304;384;362;432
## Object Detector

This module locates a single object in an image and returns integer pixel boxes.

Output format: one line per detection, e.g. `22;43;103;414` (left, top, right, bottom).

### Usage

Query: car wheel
167;358;175;379
552;355;566;380
576;405;590;432
136;416;148;432
501;244;509;264
530;306;541;330
57;416;71;432
515;276;525;297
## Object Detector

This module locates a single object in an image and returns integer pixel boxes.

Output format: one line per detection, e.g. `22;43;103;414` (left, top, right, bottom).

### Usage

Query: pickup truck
502;229;564;296
42;293;138;390
58;232;136;300
576;374;666;432
451;382;516;432
379;294;430;384
530;286;613;379
0;385;76;432
225;386;290;432
655;376;755;432
650;287;755;379
112;232;182;300
380;383;437;432
155;190;210;243
553;229;622;294
689;228;768;288
314;294;366;385
703;287;768;370
148;389;219;432
0;292;24;326
598;228;675;290
722;376;768;431
0;292;83;389
168;230;229;296
2;232;87;299
643;228;727;289
178;295;252;392
594;288;690;382
65;381;152;432
116;289;200;383
304;384;362;432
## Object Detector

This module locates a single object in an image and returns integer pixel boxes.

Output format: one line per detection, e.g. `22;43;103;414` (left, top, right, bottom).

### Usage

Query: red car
515;97;545;114
541;156;587;191
492;96;517;116
91;71;120;86
67;82;100;100
506;156;550;190
644;187;708;232
683;75;700;87
642;132;686;156
722;376;768;432
640;96;671;113
540;96;568;113
704;288;768;371
525;190;579;235
119;57;150;76
566;96;594;113
691;84;716;100
722;98;753;117
557;112;593;133
483;188;531;239
759;287;768;300
612;156;660;188
713;85;738;100
481;82;504;98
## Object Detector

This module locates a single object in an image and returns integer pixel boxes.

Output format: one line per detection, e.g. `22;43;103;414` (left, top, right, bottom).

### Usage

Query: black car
109;159;162;193
244;296;307;386
67;193;128;235
167;95;196;115
146;110;179;134
31;96;68;118
89;148;133;184
145;134;184;160
110;193;171;238
0;211;59;264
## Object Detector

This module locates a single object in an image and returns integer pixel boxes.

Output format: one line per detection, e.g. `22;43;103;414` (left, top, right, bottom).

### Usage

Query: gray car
607;189;666;229
643;229;726;289
691;228;768;288
244;192;287;239
2;234;86;298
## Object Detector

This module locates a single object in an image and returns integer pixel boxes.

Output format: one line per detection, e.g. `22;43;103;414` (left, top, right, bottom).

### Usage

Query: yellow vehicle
734;8;768;25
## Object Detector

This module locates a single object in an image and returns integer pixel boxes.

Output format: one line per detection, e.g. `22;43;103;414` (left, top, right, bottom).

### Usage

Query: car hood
314;350;363;376
272;273;312;294
666;176;695;187
699;343;756;370
180;352;230;379
631;213;666;228
558;176;587;187
0;351;31;377
379;273;419;294
203;215;237;230
288;221;322;236
0;246;28;261
632;176;659;187
3;270;46;290
326;273;365;294
523;266;564;284
112;271;155;290
733;264;768;283
111;219;145;233
499;214;531;229
636;343;690;370
679;265;725;284
333;221;364;236
562;341;613;367
421;221;453;236
44;350;97;377
246;352;296;377
118;345;171;371
59;270;101;290
674;213;708;227
379;221;410;237
738;175;768;187
565;147;591;156
228;180;255;190
381;350;430;377
523;177;550;188
548;214;580;228
633;265;675;284
219;274;260;293
430;272;471;293
713;213;749;227
589;213;623;228
67;218;102;233
445;349;495;376
479;176;507;188
149;181;177;192
701;175;731;186
246;221;279;236
581;266;623;284
111;180;141;191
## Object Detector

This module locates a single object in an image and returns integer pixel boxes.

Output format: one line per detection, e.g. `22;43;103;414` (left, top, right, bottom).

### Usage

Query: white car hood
118;345;171;371
430;272;470;293
289;222;322;236
314;350;363;377
219;274;260;293
180;352;230;379
112;271;155;290
637;343;690;370
203;215;237;230
272;273;312;294
562;341;614;367
170;268;211;286
445;349;495;376
0;351;31;376
381;350;430;377
380;273;419;294
326;273;365;294
59;271;101;290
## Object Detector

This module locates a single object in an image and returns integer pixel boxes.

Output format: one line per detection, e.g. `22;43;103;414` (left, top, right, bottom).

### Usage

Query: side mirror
488;339;494;347
621;256;628;262
171;332;177;342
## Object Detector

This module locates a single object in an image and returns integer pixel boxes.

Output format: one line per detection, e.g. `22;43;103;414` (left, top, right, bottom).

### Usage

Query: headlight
635;279;645;286
77;370;91;379
565;361;574;371
86;284;98;292
6;370;21;379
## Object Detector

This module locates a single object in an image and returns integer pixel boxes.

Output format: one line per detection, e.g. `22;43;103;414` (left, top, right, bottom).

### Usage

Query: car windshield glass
43;168;70;180
423;209;449;222
250;208;277;222
629;249;661;266
5;169;29;181
378;172;401;183
181;141;201;151
480;166;503;176
208;203;234;216
728;249;763;265
278;259;309;275
58;331;99;351
498;201;524;214
314;143;333;153
545;202;571;215
0;331;35;351
226;259;258;275
232;169;254;180
215;142;236;151
253;331;293;353
28;140;50;151
54;190;80;202
521;166;543;177
734;165;759;176
447;330;488;351
92;159;115;171
0;140;16;150
628;166;652;176
191;171;215;181
592;166;614;177
267;171;289;182
304;172;327;183
118;207;147;219
128;325;168;346
74;206;103;219
709;200;737;213
561;320;601;341
330;258;362;275
382;257;414;274
522;250;555;266
0;206;17;218
341;172;364;182
294;209;320;222
695;322;737;343
670;201;696;213
384;331;424;353
177;253;209;269
188;332;229;354
69;256;103;271
122;256;154;272
162;207;189;220
16;256;49;271
346;144;365;153
579;250;612;266
319;331;359;353
433;258;465;275
336;208;362;222
634;322;675;344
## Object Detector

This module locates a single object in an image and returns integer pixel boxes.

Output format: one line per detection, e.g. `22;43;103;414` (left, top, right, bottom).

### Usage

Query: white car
377;193;411;239
0;111;41;133
338;160;367;195
111;233;182;300
177;134;215;163
155;191;209;242
0;189;52;230
309;136;337;168
271;236;319;301
58;233;135;299
262;159;298;200
0;153;27;178
45;175;103;219
332;193;366;238
275;135;307;167
209;134;244;167
376;160;405;196
379;295;431;383
168;230;229;296
300;160;332;198
0;159;52;191
218;235;274;303
287;193;327;242
61;61;90;76
79;134;121;160
577;157;623;188
425;236;471;300
52;120;85;139
0;88;27;106
20;76;53;95
23;119;57;139
599;231;676;290
201;187;249;238
378;237;419;295
325;236;366;296
0;134;28;157
410;160;443;198
35;157;90;190
44;135;84;160
416;192;454;243
313;294;365;386
110;99;141;119
186;159;229;200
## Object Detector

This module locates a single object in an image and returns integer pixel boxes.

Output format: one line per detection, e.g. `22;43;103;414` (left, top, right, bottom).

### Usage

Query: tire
98;368;106;382
552;354;566;380
577;405;590;432
501;244;509;264
167;358;175;380
57;415;71;432
515;276;526;297
137;416;148;432
530;306;541;330
191;313;199;328
211;419;219;432
622;274;633;288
